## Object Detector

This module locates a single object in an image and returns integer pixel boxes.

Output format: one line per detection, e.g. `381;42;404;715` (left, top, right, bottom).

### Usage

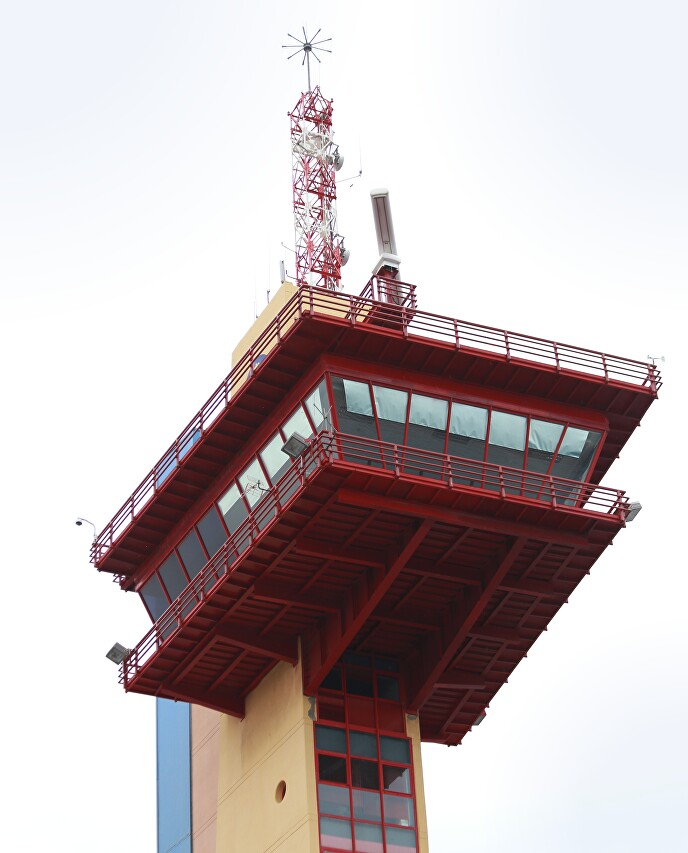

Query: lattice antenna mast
283;29;347;291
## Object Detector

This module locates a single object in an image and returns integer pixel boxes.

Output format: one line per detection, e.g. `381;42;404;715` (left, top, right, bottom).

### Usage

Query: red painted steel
119;430;630;690
92;280;658;568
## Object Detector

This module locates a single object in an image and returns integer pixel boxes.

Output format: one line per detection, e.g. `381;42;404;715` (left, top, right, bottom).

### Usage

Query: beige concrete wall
191;705;222;853
231;282;298;372
215;658;319;853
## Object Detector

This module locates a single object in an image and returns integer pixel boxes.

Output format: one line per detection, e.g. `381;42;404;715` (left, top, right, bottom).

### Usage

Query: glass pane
350;731;377;759
380;737;410;764
342;379;373;416
382;765;410;794
352;789;382;822
487;411;527;480
177;529;206;580
239;458;268;508
373;385;408;445
260;432;293;485
489;411;527;451
377;676;400;701
409;393;447;429
320;817;353;852
552;428;602;483
159;552;187;601
351;759;380;791
407;393;448;463
316;725;347;754
354;821;384;853
347;671;374;697
218;483;248;533
384;794;415;827
196;507;227;558
319;754;348;785
305;379;331;431
318;783;350;818
321;666;343;692
282;405;314;441
448;403;488;465
526;419;564;475
141;574;168;620
385;825;417;851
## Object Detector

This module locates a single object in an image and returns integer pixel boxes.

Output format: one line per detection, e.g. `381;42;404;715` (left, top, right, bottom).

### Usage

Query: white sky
1;2;686;851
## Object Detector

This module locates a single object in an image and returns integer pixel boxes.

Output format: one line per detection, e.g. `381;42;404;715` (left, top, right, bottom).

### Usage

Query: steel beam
215;623;298;664
303;519;434;695
335;488;590;547
408;537;527;710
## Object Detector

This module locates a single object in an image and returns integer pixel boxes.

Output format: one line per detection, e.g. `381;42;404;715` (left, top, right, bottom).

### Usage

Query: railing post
602;353;610;383
454;319;460;350
503;331;511;361
553;342;560;373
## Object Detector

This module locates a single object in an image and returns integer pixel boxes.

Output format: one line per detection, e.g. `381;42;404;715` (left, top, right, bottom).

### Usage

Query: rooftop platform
93;279;659;583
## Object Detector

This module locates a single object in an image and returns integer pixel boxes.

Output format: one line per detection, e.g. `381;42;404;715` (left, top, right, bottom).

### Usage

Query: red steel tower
93;42;659;853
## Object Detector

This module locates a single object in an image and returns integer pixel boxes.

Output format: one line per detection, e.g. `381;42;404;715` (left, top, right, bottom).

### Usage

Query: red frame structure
93;279;659;745
289;86;344;290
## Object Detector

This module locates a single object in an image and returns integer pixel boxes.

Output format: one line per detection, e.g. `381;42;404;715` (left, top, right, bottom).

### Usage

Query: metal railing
120;430;629;686
96;281;656;566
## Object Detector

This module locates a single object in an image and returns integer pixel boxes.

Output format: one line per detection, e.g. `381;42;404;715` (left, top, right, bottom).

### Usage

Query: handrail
120;430;629;686
96;282;656;567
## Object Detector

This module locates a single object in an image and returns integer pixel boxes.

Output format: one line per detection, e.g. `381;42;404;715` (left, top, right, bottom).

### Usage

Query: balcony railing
96;280;656;566
120;430;630;687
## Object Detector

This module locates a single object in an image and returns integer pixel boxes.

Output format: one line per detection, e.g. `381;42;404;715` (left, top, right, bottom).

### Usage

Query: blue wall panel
157;698;192;853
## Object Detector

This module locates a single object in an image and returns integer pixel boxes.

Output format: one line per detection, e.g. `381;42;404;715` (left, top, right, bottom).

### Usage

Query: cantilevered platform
93;279;659;581
117;431;631;745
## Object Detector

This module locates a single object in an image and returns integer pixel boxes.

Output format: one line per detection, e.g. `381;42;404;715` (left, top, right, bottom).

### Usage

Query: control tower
92;51;659;853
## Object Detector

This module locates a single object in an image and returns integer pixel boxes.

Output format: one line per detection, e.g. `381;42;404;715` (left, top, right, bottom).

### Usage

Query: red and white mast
283;29;347;290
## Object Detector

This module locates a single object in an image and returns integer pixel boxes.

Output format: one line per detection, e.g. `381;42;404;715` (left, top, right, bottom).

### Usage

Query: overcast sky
1;2;686;851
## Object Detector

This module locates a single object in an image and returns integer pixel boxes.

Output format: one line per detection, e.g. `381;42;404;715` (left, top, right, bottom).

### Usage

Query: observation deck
93;278;659;745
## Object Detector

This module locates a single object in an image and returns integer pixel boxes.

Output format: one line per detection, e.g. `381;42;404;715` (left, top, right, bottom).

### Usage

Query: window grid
316;656;419;853
330;372;604;484
139;379;329;622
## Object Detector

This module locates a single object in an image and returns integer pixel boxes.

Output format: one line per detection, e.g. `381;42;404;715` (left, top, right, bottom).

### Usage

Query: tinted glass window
316;725;347;754
353;789;382;821
384;794;415;827
141;573;168;620
305;379;331;431
377;676;400;701
385;826;417;848
448;403;488;462
407;393;448;456
218;483;248;533
487;410;527;471
332;378;378;439
527;419;564;474
177;529;206;579
319;754;348;784
260;432;293;485
382;765;410;794
282;405;313;441
318;784;350;818
380;737;410;764
373;385;407;444
351;758;380;790
196;507;227;557
350;731;377;759
320;817;352;850
159;552;187;601
552;427;601;481
238;458;268;508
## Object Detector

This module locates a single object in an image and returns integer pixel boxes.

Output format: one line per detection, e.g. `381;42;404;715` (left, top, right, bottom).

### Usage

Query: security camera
75;519;82;526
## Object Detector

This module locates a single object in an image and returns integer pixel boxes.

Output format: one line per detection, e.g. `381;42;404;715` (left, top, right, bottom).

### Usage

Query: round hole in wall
275;780;287;803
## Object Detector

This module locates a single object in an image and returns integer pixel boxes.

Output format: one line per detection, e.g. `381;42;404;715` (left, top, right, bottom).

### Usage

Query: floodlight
625;501;642;523
106;642;129;665
282;432;309;459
